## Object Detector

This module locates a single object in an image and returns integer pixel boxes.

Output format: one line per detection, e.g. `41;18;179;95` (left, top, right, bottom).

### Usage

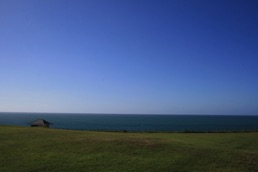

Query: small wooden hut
29;119;53;128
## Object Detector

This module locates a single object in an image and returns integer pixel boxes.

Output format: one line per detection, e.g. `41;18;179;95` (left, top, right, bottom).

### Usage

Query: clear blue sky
1;0;258;115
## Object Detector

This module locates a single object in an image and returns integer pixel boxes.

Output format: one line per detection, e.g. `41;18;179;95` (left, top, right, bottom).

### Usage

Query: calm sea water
0;112;258;132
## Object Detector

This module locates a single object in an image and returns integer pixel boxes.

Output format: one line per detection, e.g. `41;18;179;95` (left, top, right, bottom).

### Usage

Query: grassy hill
1;126;258;172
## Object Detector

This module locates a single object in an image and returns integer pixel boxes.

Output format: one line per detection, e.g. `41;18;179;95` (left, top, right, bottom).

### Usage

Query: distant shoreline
1;125;258;134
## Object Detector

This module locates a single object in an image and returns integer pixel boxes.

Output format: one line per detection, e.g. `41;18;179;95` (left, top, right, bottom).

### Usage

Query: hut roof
29;119;53;125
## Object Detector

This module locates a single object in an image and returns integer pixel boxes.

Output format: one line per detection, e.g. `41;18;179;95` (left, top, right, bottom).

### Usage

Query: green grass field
1;126;258;172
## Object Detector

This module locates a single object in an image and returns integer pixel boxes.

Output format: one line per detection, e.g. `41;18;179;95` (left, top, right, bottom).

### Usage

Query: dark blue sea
0;112;258;132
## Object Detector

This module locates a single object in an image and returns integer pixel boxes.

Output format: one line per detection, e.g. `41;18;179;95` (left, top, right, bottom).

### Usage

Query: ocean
0;112;258;132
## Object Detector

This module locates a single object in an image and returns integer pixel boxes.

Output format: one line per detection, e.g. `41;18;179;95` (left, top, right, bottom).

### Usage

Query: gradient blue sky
1;0;258;115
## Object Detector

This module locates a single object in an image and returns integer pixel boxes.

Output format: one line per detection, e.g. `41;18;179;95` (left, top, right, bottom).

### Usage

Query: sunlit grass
1;126;258;172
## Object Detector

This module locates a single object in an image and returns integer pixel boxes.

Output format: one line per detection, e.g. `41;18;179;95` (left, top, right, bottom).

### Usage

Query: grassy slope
1;126;258;172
